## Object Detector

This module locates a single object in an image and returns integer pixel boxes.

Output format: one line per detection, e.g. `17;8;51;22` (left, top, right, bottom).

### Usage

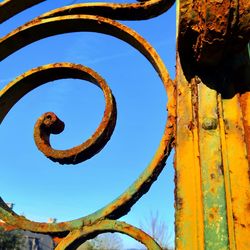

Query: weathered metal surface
178;0;250;66
176;0;250;249
198;81;229;250
240;92;250;162
1;63;117;165
56;220;162;250
40;0;175;21
0;0;44;23
174;81;242;249
175;51;250;250
174;54;205;250
0;1;175;248
32;64;117;165
0;0;175;24
220;94;250;250
1;0;249;249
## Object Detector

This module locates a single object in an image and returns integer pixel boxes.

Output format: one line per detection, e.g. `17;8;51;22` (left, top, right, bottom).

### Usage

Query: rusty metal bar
0;0;45;24
56;220;162;249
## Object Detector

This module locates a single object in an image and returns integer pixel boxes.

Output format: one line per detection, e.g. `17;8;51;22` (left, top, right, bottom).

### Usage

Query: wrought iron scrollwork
0;0;175;249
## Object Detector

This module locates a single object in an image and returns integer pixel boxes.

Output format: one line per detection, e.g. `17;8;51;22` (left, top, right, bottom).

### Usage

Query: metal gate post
175;1;250;249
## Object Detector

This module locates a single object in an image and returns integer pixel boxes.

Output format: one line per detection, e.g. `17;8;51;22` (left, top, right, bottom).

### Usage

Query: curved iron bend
0;15;175;234
40;0;175;21
0;63;116;165
0;0;44;24
56;220;162;250
0;0;175;24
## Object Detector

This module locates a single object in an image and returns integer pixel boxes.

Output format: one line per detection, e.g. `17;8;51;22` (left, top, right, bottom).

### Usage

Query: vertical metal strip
217;95;236;250
198;81;229;250
222;95;250;250
175;55;204;250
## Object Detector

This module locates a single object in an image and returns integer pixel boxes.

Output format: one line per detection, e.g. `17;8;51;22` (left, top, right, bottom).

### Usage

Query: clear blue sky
0;0;176;248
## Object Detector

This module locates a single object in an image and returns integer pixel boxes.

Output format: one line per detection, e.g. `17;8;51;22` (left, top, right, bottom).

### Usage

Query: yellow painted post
175;1;250;249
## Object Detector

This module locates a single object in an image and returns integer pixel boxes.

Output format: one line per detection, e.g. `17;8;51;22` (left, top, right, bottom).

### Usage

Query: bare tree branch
140;211;172;250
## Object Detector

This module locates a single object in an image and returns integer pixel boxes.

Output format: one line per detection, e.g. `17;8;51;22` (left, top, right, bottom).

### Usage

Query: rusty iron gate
0;0;249;249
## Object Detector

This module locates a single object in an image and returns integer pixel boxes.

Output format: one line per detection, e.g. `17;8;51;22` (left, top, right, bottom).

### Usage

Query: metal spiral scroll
0;0;175;249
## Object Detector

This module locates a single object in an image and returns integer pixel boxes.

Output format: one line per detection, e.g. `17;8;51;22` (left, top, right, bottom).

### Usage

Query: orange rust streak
239;92;250;165
0;221;17;231
52;236;64;245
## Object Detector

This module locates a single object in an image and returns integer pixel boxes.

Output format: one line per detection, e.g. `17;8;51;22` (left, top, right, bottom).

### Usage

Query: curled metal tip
40;112;65;135
30;64;117;165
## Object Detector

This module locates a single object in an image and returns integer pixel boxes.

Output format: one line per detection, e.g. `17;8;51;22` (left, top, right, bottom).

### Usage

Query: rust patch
179;0;250;66
208;207;220;223
52;236;64;245
239;92;250;167
188;121;195;130
210;173;215;180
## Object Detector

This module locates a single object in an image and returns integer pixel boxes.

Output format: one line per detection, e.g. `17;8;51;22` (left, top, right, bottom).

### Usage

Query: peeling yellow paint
175;55;204;250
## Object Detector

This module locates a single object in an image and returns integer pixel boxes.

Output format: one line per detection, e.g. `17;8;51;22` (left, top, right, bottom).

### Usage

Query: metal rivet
202;118;218;130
